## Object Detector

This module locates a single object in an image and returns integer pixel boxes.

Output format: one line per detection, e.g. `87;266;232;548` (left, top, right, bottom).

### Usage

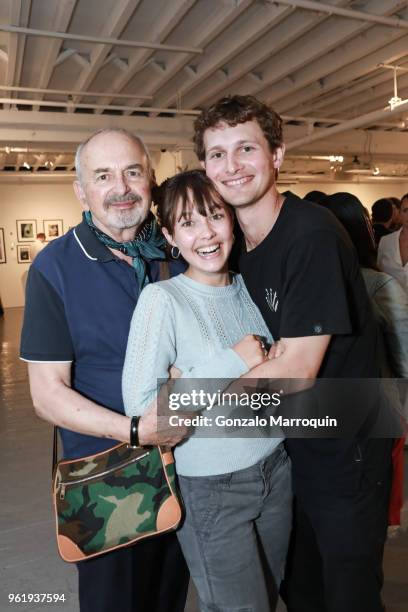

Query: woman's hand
233;334;268;370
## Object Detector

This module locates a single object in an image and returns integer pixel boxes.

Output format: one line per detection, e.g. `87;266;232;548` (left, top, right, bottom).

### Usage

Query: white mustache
105;193;142;206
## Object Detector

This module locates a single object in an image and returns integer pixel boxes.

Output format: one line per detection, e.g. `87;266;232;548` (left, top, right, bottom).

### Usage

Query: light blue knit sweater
122;273;282;476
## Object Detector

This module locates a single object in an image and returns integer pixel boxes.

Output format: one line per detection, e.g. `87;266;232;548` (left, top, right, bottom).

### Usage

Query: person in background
322;192;408;380
388;197;402;231
29;232;46;262
377;193;408;294
20;128;189;612
371;198;395;246
323;192;407;528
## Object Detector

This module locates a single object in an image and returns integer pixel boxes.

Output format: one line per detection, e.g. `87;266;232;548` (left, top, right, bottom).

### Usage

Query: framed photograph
0;228;6;263
17;219;37;242
44;219;63;241
17;244;32;264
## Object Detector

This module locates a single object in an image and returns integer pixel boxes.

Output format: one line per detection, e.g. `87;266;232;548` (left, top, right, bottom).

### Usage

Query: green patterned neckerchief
84;210;166;289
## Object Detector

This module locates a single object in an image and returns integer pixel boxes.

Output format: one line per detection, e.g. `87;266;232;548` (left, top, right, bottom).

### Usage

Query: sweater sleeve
122;284;177;417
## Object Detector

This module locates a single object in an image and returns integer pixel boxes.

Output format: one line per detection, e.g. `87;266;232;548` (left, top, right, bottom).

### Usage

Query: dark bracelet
130;416;140;448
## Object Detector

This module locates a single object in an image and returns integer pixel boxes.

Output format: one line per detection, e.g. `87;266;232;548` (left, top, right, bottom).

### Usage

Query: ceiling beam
151;0;291;110
54;48;78;66
268;4;408;113
104;0;256;116
4;0;31;109
70;0;142;107
203;0;406;109
0;23;203;54
0;109;196;150
180;0;349;109
286;98;408;150
274;0;408;29
34;0;78;109
339;85;408;120
289;65;401;116
0;97;200;116
94;0;199;115
0;84;152;100
283;128;408;158
318;71;408;117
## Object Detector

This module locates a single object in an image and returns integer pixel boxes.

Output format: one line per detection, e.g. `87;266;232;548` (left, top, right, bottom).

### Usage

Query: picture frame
17;244;32;264
0;228;6;263
44;219;63;241
16;219;37;242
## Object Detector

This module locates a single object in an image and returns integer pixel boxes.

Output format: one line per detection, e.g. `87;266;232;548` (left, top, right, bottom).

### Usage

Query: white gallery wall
1;176;408;308
0;181;81;308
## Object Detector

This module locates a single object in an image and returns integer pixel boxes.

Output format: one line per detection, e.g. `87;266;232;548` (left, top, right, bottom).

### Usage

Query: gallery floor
1;308;407;612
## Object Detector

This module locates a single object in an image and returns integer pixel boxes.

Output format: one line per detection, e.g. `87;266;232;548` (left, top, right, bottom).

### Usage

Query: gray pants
177;445;292;612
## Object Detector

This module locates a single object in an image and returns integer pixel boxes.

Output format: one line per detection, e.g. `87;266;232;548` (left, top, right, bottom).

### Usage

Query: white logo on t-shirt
266;288;279;313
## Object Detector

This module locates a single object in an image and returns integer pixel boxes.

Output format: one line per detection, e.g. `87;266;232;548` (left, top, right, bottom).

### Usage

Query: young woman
123;169;292;612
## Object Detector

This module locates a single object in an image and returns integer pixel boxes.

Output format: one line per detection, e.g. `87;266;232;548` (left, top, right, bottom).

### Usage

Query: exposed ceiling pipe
0;97;201;116
0;25;203;54
286;99;408;150
0;85;152;100
0;93;403;130
274;0;408;29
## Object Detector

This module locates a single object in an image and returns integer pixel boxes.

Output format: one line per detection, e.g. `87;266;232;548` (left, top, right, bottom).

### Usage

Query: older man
20;128;189;612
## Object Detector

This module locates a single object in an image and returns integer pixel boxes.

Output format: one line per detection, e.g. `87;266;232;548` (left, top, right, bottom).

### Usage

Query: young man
20;129;189;612
194;95;392;612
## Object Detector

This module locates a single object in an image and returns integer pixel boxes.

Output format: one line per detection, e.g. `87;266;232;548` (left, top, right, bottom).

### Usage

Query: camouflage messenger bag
52;431;183;563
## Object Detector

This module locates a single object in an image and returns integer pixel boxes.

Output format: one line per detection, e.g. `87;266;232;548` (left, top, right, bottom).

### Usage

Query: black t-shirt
240;192;380;378
239;192;382;495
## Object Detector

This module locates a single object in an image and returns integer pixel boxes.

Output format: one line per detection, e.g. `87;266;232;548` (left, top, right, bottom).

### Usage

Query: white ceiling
0;0;407;182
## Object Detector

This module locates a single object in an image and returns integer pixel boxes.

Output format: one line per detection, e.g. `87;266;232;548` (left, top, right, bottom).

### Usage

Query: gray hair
74;128;152;184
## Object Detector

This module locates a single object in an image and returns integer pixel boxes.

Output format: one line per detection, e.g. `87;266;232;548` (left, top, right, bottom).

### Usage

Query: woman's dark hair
388;196;401;209
371;198;393;223
321;192;377;269
304;190;326;205
153;169;231;234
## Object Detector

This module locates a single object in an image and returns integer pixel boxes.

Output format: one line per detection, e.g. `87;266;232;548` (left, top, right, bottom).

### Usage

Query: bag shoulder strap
159;260;170;281
52;426;58;480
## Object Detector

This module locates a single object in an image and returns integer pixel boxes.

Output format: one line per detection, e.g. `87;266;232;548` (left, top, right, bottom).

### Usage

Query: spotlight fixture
378;64;408;110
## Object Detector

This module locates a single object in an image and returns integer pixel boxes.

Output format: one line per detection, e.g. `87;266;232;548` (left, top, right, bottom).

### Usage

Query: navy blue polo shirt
20;218;184;459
